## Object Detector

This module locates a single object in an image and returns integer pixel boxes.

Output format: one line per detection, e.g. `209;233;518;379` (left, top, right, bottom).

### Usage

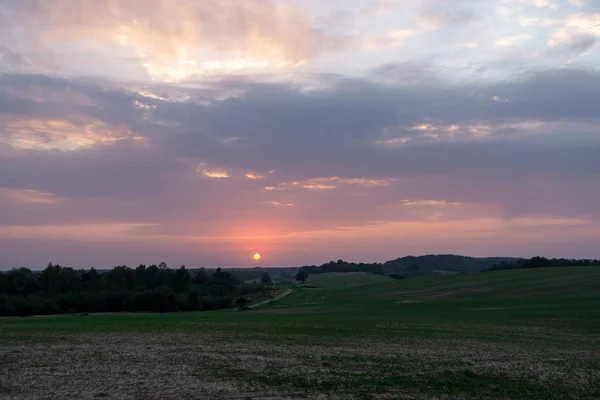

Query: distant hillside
298;254;519;278
383;255;519;274
301;272;393;288
488;256;600;271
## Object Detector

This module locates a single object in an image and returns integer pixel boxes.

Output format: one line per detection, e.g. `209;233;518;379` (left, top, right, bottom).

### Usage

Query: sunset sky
1;0;599;269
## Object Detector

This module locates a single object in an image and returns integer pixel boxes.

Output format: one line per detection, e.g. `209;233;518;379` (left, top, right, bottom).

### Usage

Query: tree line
0;263;267;317
489;256;600;271
296;255;520;277
297;259;386;276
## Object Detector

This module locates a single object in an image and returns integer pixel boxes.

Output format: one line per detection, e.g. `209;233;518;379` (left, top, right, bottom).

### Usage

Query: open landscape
2;266;599;399
2;2;600;398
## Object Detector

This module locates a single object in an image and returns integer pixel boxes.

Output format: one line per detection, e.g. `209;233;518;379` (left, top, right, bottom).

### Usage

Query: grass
1;266;599;399
299;272;394;288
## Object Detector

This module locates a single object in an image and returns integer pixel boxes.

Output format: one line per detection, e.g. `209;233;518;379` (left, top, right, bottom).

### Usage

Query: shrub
174;294;190;311
38;300;60;315
0;295;16;317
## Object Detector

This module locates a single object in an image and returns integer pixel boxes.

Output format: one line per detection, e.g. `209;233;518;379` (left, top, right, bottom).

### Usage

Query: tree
295;270;308;284
191;268;210;286
134;265;147;290
5;268;40;296
40;263;61;296
260;272;272;286
145;264;161;290
524;256;551;269
188;290;199;310
171;266;191;293
82;267;102;293
106;266;132;291
408;264;420;272
211;268;239;288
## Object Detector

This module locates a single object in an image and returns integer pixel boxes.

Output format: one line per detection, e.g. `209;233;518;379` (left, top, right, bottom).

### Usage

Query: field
299;272;394;288
2;267;600;399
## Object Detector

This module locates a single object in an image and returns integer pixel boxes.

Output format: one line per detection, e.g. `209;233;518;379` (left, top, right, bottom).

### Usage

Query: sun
253;253;261;261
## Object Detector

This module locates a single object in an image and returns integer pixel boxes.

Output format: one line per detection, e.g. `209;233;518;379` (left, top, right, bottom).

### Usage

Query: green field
299;271;394;288
2;267;600;399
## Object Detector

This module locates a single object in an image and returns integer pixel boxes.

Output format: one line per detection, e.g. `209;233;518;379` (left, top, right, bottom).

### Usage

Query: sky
1;0;599;269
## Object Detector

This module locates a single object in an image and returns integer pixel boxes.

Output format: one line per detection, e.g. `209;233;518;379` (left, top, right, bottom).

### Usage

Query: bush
0;295;16;316
38;300;60;315
105;293;128;312
174;294;190;311
212;296;233;309
389;274;406;280
235;296;248;305
12;297;41;316
127;291;169;312
188;290;199;310
57;293;81;313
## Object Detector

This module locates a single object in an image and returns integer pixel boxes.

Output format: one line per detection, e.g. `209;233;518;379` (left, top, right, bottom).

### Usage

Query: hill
274;266;600;321
297;254;518;278
383;254;518;274
300;272;393;288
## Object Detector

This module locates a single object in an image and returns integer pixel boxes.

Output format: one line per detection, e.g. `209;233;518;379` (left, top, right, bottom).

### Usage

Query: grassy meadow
1;267;599;399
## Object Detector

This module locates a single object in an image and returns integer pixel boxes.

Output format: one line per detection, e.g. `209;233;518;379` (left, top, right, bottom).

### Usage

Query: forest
297;254;518;276
0;263;267;317
488;256;600;270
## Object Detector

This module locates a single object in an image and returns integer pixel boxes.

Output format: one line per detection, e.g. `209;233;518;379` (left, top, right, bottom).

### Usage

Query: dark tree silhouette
296;270;308;283
0;263;264;317
261;272;273;286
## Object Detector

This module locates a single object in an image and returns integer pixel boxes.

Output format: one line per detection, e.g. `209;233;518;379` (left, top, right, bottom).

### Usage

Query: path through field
249;288;294;309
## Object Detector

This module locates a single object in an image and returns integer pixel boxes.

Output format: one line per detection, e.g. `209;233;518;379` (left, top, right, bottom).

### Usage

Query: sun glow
253;253;261;261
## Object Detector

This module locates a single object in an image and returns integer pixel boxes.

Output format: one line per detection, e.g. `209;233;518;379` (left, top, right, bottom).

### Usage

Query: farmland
2;267;600;399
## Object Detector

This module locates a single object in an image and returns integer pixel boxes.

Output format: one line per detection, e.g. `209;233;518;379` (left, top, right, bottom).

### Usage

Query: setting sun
253;253;261;261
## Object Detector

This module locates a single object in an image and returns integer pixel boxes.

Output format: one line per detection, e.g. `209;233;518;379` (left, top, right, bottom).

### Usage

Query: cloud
265;177;397;191
545;13;600;59
0;0;338;81
360;0;403;19
196;163;230;179
263;200;295;207
1;65;600;266
495;34;533;47
0;223;159;242
401;200;462;207
361;0;478;50
417;0;477;30
363;29;420;49
245;172;265;180
2;0;600;268
0;188;58;204
0;118;144;150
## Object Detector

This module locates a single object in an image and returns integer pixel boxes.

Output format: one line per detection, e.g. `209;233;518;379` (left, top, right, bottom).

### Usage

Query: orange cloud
201;170;230;179
401;200;462;207
1;118;143;150
5;0;334;81
265;176;396;191
279;216;596;243
262;200;295;207
245;172;265;180
196;163;229;178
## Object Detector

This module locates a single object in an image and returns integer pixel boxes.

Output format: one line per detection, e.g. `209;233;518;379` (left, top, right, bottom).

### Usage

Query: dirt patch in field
1;331;599;399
